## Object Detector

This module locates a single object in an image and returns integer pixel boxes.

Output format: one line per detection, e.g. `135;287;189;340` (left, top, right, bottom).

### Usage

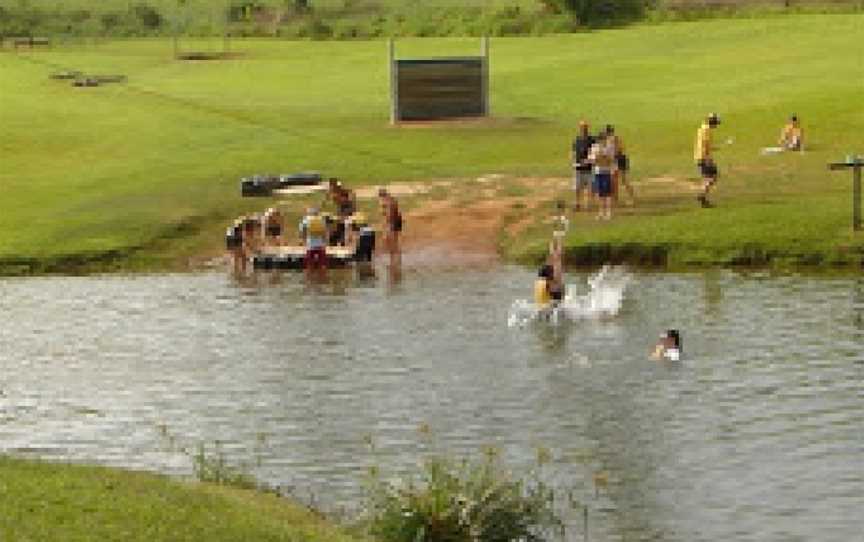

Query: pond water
1;267;862;541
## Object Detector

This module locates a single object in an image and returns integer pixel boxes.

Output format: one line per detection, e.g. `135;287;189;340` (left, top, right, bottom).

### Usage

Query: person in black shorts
605;124;635;205
327;178;356;246
348;212;376;264
694;113;721;207
378;188;402;265
571;120;596;211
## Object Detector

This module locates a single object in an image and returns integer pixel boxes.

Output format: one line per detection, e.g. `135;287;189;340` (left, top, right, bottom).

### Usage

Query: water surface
1;268;861;541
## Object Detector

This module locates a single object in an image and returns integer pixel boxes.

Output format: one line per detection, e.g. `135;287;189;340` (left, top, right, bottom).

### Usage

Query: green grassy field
1;13;863;273
0;455;364;542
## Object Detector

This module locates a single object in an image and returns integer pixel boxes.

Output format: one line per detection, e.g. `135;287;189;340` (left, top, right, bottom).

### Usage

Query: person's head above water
538;264;553;279
666;329;681;349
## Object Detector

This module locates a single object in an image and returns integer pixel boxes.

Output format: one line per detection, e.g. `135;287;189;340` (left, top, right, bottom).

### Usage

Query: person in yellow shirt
534;264;554;308
534;235;565;309
694;113;721;208
779;115;803;151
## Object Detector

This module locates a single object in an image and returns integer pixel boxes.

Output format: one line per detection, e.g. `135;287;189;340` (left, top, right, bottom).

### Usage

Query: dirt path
358;176;564;267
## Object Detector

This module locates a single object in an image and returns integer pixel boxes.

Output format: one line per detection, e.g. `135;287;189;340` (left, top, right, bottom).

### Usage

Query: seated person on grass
778;115;803;151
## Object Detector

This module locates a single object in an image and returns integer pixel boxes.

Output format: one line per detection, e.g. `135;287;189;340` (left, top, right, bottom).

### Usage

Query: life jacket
534;279;552;307
350;212;368;228
306;215;326;238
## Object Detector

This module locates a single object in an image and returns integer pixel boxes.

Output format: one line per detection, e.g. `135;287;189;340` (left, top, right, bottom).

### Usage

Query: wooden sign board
394;57;487;121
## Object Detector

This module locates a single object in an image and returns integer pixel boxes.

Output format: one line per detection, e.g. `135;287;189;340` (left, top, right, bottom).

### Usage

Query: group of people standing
571;121;634;220
297;181;403;272
228;178;403;274
226;207;286;273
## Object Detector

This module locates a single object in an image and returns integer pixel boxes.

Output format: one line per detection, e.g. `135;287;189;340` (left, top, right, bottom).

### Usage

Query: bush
296;17;332;39
132;3;163;30
364;452;562;542
545;0;649;26
190;443;260;491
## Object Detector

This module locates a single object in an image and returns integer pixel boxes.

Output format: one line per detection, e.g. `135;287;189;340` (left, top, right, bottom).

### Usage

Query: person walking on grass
589;131;615;220
694;113;721;208
571;120;596;212
605;124;635;206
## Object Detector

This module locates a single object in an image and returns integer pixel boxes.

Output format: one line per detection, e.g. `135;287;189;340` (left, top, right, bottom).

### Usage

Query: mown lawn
0;13;862;272
0;456;364;542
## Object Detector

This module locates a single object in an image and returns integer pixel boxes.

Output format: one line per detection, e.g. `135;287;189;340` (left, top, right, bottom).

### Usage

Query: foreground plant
190;443;259;491
364;451;562;542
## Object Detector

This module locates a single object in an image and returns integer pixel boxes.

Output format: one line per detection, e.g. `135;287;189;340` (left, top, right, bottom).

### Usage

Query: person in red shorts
299;207;329;272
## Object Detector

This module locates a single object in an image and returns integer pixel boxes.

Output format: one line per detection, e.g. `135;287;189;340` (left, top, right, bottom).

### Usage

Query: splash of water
507;265;631;328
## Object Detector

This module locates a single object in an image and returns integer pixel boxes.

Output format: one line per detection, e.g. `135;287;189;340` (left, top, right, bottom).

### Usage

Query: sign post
388;38;397;124
829;156;863;231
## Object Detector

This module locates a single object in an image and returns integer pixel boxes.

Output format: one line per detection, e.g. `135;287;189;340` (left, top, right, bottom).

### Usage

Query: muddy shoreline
2;175;862;276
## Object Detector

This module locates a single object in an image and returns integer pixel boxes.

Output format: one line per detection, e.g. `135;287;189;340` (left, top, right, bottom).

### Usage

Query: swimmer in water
651;329;681;361
378;188;402;266
534;264;555;309
548;201;567;304
534;237;565;311
547;240;565;304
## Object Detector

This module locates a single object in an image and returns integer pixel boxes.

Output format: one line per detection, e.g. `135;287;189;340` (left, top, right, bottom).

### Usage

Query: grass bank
0;455;363;542
502;189;864;269
0;14;862;274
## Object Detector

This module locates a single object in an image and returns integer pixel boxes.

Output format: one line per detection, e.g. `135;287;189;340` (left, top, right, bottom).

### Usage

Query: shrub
296;17;332;39
190;443;259;491
132;3;163;30
364;452;562;542
544;0;649;26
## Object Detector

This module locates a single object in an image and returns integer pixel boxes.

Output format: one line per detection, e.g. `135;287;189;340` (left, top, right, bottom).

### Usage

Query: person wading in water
299;207;329;274
326;178;356;246
378;188;403;267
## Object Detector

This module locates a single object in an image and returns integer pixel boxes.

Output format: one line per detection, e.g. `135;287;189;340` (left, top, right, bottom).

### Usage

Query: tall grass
364;450;563;542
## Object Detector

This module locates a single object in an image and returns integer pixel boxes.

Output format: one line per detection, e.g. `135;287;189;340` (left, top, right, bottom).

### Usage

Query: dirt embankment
363;173;703;268
357;175;562;267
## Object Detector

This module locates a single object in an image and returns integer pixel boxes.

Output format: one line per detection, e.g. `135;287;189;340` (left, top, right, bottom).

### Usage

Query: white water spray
507;265;631;327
